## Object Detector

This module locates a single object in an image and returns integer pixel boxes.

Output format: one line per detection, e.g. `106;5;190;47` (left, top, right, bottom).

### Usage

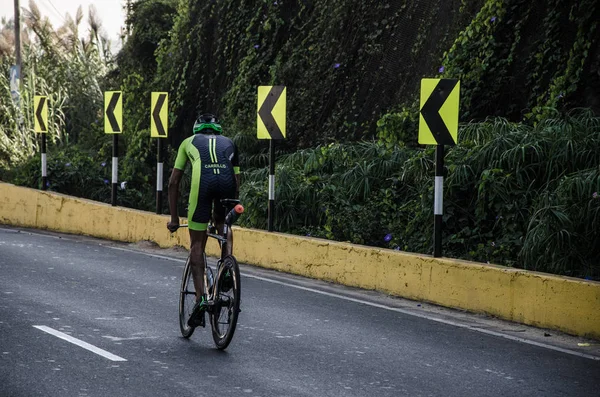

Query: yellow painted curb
1;182;599;339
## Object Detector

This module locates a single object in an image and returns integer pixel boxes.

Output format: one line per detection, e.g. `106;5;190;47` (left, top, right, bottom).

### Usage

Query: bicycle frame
177;199;241;298
204;223;229;301
180;214;236;301
176;199;243;347
206;224;229;260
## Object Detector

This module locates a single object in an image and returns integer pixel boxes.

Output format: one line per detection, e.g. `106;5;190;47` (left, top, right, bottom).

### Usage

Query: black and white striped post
434;145;444;257
156;139;163;214
41;133;47;190
104;90;123;207
257;85;286;233
418;78;460;258
151;92;169;214
111;134;118;206
268;140;275;232
34;95;49;190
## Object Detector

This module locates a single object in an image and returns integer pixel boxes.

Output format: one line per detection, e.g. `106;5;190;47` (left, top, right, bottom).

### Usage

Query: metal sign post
41;134;47;190
34;96;48;190
268;140;276;231
104;91;123;206
151;92;168;214
257;85;287;232
112;135;118;204
418;78;460;258
434;145;445;257
156;139;163;214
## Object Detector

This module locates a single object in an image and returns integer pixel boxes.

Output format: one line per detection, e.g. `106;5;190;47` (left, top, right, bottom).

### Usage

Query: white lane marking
102;335;157;342
96;246;600;362
33;325;127;362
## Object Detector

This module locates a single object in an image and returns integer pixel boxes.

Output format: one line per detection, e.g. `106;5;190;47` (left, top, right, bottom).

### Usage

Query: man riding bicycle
167;113;240;328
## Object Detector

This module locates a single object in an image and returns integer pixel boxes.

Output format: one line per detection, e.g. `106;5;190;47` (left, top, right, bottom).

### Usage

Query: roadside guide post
151;92;169;214
33;95;48;190
104;91;123;206
257;86;287;232
418;78;460;258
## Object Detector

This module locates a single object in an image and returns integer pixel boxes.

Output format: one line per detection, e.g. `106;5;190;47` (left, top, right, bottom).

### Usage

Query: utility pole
14;0;21;76
12;0;23;134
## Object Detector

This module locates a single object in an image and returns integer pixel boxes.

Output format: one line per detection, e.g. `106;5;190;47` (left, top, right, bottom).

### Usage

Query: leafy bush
5;144;156;211
239;110;600;280
7;146;110;198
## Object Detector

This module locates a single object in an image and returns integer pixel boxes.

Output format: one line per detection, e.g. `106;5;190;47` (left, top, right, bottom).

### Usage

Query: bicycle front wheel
211;255;241;350
179;256;196;338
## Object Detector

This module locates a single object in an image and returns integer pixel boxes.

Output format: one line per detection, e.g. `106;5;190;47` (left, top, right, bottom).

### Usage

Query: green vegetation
240;110;600;278
0;1;112;184
0;0;598;279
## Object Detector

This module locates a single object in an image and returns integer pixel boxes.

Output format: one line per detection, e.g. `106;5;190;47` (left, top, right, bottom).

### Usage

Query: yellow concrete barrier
1;182;599;339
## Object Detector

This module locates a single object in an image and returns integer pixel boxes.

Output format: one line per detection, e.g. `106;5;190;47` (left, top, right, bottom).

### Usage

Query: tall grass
0;1;112;170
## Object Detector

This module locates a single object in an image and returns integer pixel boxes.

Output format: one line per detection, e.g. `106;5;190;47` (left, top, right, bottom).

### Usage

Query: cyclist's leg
188;229;208;302
212;200;233;257
188;180;214;302
217;177;237;256
187;199;212;327
219;175;237;255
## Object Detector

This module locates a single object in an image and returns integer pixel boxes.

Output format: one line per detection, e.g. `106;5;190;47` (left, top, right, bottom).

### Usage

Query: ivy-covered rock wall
378;0;600;146
143;0;599;151
153;0;480;149
442;0;599;122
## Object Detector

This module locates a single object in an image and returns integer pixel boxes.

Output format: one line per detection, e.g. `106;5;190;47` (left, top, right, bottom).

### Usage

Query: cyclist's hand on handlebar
167;219;180;233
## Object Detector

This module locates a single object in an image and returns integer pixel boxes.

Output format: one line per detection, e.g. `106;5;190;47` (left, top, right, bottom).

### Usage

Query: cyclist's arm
232;143;241;199
168;141;189;227
168;168;183;225
234;174;240;199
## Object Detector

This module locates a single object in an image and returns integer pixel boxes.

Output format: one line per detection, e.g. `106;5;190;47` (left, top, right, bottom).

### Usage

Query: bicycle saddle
220;199;241;208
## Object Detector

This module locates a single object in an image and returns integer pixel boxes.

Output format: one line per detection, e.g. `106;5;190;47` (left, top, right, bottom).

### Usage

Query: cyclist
167;113;240;328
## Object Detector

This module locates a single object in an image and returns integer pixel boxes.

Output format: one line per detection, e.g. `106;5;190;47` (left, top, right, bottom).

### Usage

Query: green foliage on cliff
1;0;599;278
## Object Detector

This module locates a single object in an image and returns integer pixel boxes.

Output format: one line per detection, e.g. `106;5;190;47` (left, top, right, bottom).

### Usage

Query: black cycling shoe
187;296;208;328
188;311;205;328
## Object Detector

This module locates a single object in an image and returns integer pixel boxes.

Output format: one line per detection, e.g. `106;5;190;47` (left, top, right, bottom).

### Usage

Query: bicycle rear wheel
210;255;241;350
179;256;196;338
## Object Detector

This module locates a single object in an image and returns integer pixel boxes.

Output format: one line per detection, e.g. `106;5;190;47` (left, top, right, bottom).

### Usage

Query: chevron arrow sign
419;79;460;145
34;95;48;133
151;92;168;138
104;91;123;134
257;86;286;140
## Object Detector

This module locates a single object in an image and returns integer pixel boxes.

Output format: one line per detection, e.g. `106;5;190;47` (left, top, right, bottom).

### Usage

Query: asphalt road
0;226;599;397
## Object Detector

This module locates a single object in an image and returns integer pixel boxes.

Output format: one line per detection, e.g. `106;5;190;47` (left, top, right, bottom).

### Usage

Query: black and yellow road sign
151;92;168;138
257;86;286;139
419;79;460;145
104;91;123;134
34;95;48;133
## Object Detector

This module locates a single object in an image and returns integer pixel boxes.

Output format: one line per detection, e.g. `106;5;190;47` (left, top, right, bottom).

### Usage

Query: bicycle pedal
188;312;206;328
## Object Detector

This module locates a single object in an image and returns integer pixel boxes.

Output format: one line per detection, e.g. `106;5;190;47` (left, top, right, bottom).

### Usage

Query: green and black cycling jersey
174;133;240;231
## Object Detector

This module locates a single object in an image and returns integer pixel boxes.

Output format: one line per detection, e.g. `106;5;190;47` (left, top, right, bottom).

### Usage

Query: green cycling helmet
193;113;222;134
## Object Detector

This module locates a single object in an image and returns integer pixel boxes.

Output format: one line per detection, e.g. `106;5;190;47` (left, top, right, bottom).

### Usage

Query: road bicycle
175;199;244;350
